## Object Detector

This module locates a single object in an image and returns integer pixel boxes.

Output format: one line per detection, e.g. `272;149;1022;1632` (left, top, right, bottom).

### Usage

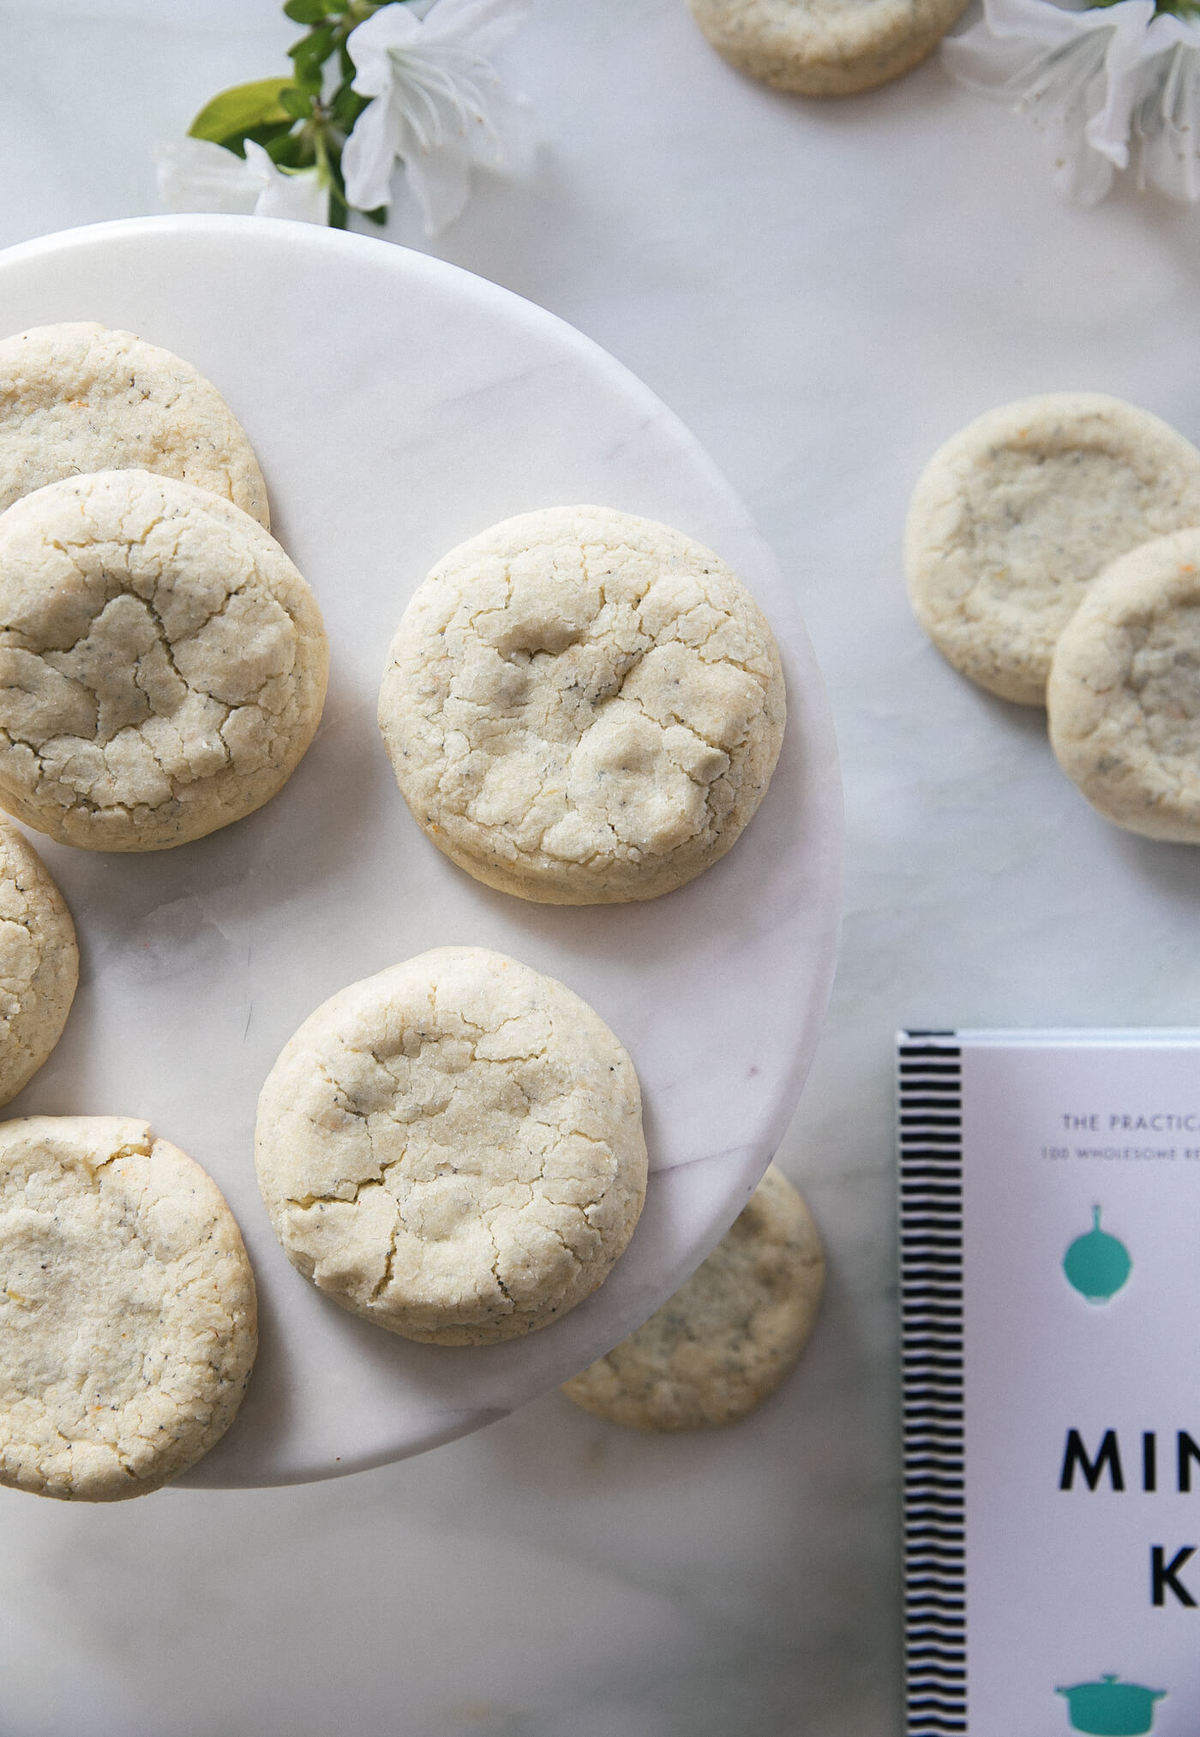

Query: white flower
943;0;1200;204
342;0;531;235
1130;14;1200;197
156;138;330;225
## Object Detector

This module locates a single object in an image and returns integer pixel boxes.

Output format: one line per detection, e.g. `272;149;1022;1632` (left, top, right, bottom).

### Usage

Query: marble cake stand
0;216;842;1485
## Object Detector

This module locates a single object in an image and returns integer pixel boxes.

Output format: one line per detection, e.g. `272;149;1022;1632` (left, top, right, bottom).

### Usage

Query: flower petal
395;107;474;233
1084;0;1161;167
465;81;535;173
342;91;400;213
346;5;424;98
942;0;1164;202
1132;24;1200;200
155;137;262;216
343;0;531;227
243;143;330;225
943;0;1108;91
354;0;527;57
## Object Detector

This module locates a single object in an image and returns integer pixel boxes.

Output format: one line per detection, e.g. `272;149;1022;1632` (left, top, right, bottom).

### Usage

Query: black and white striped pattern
898;1033;966;1735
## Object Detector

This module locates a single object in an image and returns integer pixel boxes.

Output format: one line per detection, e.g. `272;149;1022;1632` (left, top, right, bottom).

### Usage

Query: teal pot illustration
1056;1673;1165;1735
1062;1206;1132;1304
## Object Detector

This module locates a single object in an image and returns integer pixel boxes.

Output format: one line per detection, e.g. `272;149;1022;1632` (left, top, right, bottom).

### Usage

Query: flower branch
943;0;1200;203
157;0;529;236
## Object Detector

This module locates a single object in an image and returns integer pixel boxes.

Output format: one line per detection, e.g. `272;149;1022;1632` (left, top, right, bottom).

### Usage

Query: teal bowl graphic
1063;1206;1132;1304
1056;1674;1165;1735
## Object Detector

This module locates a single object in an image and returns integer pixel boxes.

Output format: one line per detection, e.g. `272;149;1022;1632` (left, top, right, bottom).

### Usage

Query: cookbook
898;1030;1200;1737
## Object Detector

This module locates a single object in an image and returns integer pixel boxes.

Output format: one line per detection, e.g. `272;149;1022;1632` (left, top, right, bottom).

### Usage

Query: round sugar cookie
0;823;78;1106
1048;528;1200;842
0;1115;257;1501
378;505;786;904
0;468;329;851
688;0;968;96
561;1163;824;1430
905;393;1200;706
0;321;269;526
255;946;648;1346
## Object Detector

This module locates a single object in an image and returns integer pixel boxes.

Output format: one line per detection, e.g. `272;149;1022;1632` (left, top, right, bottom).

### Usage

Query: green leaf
283;0;340;21
219;120;298;160
289;22;338;76
279;86;314;120
265;130;314;169
188;78;295;145
330;81;369;129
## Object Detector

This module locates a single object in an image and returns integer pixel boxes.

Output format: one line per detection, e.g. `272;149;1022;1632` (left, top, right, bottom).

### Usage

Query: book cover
898;1030;1200;1737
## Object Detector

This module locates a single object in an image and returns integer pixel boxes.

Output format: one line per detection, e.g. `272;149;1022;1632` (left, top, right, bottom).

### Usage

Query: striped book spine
897;1033;967;1735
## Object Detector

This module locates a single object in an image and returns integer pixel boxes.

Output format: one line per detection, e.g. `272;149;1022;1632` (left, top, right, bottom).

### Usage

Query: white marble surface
4;0;1200;1732
0;216;841;1484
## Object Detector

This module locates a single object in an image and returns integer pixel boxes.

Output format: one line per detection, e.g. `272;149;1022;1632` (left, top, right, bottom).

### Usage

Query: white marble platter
0;215;842;1485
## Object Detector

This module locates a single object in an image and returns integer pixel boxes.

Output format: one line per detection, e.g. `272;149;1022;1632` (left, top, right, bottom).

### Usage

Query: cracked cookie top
378;505;786;904
255;946;648;1346
0;468;329;851
561;1163;824;1430
905;393;1200;706
0;822;77;1106
0;1115;257;1500
0;322;269;526
1048;527;1200;843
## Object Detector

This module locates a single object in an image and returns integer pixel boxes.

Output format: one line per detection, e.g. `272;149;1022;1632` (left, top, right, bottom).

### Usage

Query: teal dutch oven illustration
1062;1206;1132;1304
1056;1673;1166;1735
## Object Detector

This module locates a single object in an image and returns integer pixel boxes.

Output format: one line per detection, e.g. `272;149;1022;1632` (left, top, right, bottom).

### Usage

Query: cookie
0;468;329;851
689;0;968;96
255;946;648;1346
562;1164;823;1429
0;1115;257;1500
905;393;1200;706
0;321;269;526
378;505;786;904
0;823;77;1106
1047;528;1200;842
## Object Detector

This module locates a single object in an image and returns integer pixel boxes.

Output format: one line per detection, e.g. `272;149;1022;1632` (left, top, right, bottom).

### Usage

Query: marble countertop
5;1;1200;1733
